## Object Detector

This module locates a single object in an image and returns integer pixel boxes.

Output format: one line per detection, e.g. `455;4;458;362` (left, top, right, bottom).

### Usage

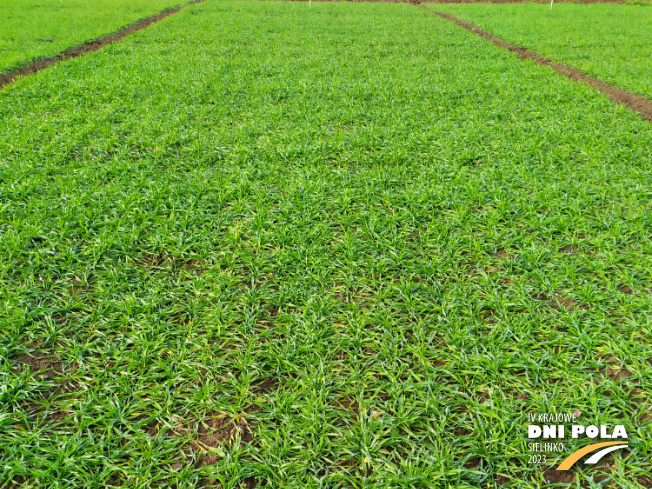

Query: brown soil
0;0;204;91
14;351;63;378
464;457;480;469
604;367;634;381
543;468;575;484
532;292;583;312
425;9;652;123
560;245;578;254
254;377;278;393
194;413;254;467
639;477;652;489
423;0;635;3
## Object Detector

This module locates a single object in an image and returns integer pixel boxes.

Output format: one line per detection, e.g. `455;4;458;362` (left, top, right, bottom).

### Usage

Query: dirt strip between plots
419;0;639;3
420;7;652;123
3;0;650;124
284;0;641;3
0;0;204;92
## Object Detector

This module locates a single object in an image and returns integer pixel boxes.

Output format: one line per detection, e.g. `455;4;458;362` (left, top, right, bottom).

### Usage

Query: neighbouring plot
0;1;651;488
434;2;652;101
0;0;188;73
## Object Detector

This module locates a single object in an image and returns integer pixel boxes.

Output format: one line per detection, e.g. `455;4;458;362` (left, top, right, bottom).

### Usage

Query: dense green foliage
1;1;651;488
435;2;652;100
0;0;187;73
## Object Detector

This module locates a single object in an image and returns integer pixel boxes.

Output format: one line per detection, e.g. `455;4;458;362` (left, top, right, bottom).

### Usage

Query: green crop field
0;0;188;73
434;2;652;101
1;1;651;488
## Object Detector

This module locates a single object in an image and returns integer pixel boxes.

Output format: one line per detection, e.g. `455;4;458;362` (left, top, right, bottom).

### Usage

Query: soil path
3;0;650;124
420;0;636;3
286;0;640;3
421;7;652;123
0;0;204;92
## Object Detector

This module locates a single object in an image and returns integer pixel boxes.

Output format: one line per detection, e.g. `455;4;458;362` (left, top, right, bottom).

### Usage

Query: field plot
434;3;652;101
0;0;189;74
1;1;652;488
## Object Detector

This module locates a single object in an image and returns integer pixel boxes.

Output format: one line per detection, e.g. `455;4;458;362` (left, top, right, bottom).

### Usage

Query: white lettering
586;425;599;438
543;425;556;438
529;425;542;438
600;425;612;439
613;425;628;439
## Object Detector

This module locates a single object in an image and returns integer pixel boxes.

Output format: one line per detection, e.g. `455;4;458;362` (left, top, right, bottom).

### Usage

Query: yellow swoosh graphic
557;441;628;470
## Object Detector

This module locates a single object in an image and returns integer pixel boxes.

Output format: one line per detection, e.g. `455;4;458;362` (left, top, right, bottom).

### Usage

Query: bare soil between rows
424;8;652;122
0;0;204;91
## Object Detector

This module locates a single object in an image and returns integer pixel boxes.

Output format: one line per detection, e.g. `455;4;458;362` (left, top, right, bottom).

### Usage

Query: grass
434;2;652;101
1;1;652;487
0;0;189;74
